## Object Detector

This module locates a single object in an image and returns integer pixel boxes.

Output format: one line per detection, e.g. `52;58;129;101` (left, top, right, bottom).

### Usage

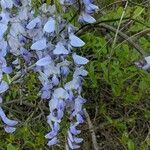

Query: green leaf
128;140;135;150
146;137;150;146
121;132;129;144
7;144;16;150
46;0;51;5
133;6;144;19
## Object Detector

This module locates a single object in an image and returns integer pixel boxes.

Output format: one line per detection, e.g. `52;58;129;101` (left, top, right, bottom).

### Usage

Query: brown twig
98;23;146;56
114;28;150;50
76;23;147;56
84;108;99;150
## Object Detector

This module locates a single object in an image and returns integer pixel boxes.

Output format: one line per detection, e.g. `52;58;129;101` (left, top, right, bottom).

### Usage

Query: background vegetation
0;0;150;149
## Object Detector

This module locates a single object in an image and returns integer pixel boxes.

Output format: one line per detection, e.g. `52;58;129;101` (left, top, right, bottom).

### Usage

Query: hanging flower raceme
0;0;19;133
0;0;98;149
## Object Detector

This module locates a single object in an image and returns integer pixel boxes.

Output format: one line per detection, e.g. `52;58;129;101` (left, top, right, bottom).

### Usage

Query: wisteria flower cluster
0;0;98;149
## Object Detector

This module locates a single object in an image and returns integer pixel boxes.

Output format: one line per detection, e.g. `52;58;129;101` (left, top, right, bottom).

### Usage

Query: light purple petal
31;38;47;51
0;24;7;39
68;131;74;142
76;113;84;123
2;66;12;74
36;56;51;66
52;75;59;86
85;4;99;13
44;17;55;33
57;109;64;120
1;0;13;9
0;80;9;94
53;88;69;99
20;48;31;63
79;12;96;23
72;53;89;65
53;122;60;132
67;138;74;149
49;98;59;112
45;130;57;139
53;42;69;55
45;122;59;139
70;124;81;135
69;33;85;47
4;126;16;133
0;107;18;126
145;56;150;64
26;17;41;29
72;144;80;149
47;137;58;146
74;137;83;143
60;66;69;77
41;90;50;99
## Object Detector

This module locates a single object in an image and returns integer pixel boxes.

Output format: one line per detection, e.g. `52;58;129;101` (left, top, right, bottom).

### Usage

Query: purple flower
79;12;96;23
69;33;85;47
0;0;98;148
45;122;60;139
4;126;16;133
20;48;31;63
0;80;9;94
53;42;69;55
47;137;58;146
31;38;47;51
44;17;55;33
72;53;89;65
0;107;18;126
70;123;81;135
26;17;41;30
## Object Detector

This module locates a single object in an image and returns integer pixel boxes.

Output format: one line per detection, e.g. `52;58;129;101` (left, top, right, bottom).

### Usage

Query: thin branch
76;23;147;56
128;0;150;8
75;17;150;36
112;1;128;49
98;0;128;13
99;23;146;56
114;28;150;50
130;28;150;39
84;108;99;150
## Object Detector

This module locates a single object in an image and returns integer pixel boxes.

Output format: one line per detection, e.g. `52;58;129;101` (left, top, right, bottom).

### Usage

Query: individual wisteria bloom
78;0;99;23
47;137;58;147
43;17;56;34
82;0;99;13
45;122;60;139
69;33;85;47
0;0;13;9
0;11;9;40
53;42;69;55
142;56;150;70
59;0;75;5
20;47;32;64
79;12;96;23
0;0;98;149
72;53;89;65
31;38;47;51
0;80;9;94
46;88;68;146
0;107;18;133
67;123;83;149
135;56;150;71
26;17;41;30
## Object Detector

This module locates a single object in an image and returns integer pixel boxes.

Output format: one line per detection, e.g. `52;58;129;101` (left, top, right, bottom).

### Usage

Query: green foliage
82;31;150;103
7;144;18;150
81;2;150;149
0;121;48;149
